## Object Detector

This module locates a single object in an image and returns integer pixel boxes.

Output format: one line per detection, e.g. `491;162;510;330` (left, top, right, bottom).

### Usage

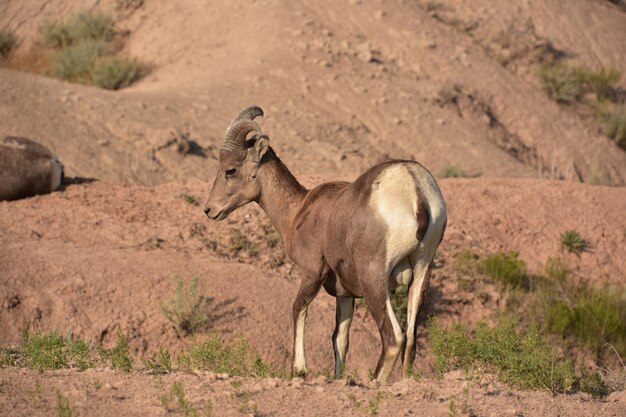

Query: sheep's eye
225;168;237;177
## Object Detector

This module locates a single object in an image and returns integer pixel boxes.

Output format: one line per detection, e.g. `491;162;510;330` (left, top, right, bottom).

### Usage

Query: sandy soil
1;0;625;416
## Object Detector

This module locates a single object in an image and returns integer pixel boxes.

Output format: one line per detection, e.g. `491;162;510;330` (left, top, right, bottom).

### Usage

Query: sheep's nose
204;207;211;216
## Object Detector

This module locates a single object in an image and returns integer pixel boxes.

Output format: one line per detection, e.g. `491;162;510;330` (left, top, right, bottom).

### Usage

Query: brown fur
204;108;446;381
0;136;63;201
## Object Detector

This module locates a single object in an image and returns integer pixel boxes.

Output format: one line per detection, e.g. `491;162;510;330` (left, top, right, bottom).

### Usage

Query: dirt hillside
1;0;625;416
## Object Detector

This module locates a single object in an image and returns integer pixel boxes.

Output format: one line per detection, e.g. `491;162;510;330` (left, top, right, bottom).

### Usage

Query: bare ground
1;0;625;415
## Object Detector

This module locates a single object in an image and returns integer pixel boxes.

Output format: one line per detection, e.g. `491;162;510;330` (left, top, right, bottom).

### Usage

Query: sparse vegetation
429;316;575;393
142;347;173;374
20;326;95;371
36;10;139;89
539;64;581;103
605;105;626;150
0;28;17;58
39;11;113;48
539;63;625;152
481;251;529;290
366;391;384;415
537;279;626;358
160;381;212;417
56;390;79;417
229;228;259;257
177;335;271;378
50;39;107;82
160;275;211;336
560;230;587;255
438;163;467;178
90;56;138;90
180;193;200;206
99;326;133;372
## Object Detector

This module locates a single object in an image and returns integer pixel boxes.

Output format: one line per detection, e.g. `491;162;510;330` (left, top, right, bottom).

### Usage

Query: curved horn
227;106;264;130
222;120;262;151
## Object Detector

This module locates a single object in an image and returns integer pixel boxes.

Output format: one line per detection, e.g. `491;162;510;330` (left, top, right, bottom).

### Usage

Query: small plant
560;230;587;255
438;163;467;178
56;390;78;417
0;28;17;58
21;327;95;371
99;326;133;372
50;39;107;82
90;56;138;90
366;391;383;415
429;317;575;393
229;228;259;257
605;105;626;150
539;64;581;103
544;257;569;283
36;10;139;89
177;335;271;378
160;275;210;336
481;251;528;289
142;347;172;374
576;67;621;101
39;10;112;48
540;283;626;357
0;347;20;367
171;381;197;417
180;193;199;206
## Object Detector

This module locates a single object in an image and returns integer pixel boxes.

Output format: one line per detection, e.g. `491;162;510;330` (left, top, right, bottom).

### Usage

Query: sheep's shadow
59;176;97;191
203;296;247;332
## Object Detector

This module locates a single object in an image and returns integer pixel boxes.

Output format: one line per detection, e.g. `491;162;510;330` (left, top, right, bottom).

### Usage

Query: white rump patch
369;164;420;269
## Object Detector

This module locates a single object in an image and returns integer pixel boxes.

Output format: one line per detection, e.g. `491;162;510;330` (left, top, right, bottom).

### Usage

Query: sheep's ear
250;136;269;178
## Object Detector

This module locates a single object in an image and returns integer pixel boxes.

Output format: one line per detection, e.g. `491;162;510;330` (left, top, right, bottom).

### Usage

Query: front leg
292;276;325;376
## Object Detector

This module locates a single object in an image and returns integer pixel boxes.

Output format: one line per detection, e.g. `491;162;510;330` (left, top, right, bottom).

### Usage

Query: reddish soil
1;0;625;416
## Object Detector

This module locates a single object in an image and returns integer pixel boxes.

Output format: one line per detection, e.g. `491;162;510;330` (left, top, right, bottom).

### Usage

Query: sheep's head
204;106;269;221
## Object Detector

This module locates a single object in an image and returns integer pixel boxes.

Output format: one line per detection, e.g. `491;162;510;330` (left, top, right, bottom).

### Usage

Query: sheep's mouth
211;209;230;221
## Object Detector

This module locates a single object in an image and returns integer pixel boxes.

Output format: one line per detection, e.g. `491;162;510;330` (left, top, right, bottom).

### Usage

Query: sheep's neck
256;154;307;237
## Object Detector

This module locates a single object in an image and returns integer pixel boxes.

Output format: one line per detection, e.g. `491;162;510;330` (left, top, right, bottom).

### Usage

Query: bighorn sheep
204;106;447;382
0;136;64;201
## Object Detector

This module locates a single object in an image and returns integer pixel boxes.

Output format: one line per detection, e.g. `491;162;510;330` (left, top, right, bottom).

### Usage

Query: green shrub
38;20;71;48
90;56;138;90
0;28;16;58
560;230;587;255
539;64;581;103
21;328;95;371
481;251;528;289
142;347;172;374
99;326;133;372
38;10;139;90
429;317;575;393
438;164;467;178
39;10;112;48
540;283;626;357
576;67;621;101
605;105;626;150
160;276;210;336
177;335;271;377
50;39;107;81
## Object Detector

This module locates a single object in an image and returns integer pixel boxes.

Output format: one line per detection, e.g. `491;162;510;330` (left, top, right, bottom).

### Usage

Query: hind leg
359;263;404;382
333;297;355;378
402;250;434;377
